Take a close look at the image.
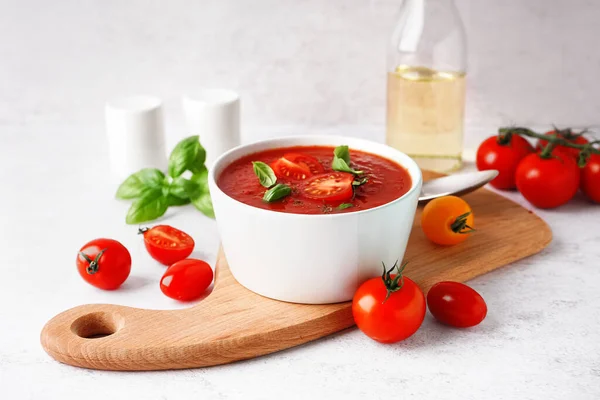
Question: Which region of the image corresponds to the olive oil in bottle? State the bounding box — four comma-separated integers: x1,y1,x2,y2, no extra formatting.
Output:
386,0,467,173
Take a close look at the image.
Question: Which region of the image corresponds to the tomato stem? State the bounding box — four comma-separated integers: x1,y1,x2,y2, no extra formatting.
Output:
498,126,600,162
450,212,476,234
381,261,408,303
81,248,107,275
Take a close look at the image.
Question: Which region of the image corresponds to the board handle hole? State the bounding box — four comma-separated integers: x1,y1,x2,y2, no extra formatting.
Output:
71,311,124,339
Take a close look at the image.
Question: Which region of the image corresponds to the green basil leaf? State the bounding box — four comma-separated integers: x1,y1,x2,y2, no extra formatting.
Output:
125,189,168,224
189,146,208,174
338,203,354,210
252,161,277,188
333,145,351,164
116,168,165,200
168,136,201,178
188,168,214,218
166,195,191,206
191,192,215,218
332,157,363,175
263,184,291,202
169,176,200,199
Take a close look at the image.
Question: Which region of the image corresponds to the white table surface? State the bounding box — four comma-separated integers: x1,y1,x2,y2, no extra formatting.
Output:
1,1,600,399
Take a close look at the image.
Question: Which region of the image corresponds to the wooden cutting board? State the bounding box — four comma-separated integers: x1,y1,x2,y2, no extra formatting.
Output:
40,171,552,371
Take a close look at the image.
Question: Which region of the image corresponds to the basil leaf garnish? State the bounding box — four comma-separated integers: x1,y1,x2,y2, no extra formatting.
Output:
332,157,363,175
352,177,369,186
168,135,204,178
252,161,277,188
263,184,291,202
126,188,168,224
333,145,351,164
332,145,363,175
116,168,165,200
338,203,354,210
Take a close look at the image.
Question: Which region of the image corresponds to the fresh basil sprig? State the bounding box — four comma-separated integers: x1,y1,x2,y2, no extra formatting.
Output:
252,161,277,188
332,145,363,175
263,184,291,202
116,136,214,224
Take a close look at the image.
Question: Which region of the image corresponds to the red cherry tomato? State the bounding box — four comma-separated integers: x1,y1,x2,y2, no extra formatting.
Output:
476,135,534,189
515,150,580,208
581,153,600,203
140,225,195,266
352,263,426,343
271,153,324,180
76,238,131,290
537,129,589,159
160,259,213,301
300,172,354,202
427,281,487,328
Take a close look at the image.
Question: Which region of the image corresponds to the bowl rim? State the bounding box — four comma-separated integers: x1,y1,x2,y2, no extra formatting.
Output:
208,135,423,219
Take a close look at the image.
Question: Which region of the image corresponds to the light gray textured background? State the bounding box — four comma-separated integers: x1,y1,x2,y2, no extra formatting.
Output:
1,1,599,399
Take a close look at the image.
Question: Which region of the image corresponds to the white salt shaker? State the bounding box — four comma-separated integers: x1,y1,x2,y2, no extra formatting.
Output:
182,89,240,168
105,96,168,180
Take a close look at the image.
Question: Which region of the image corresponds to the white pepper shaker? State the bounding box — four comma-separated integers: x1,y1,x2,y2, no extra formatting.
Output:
105,95,167,180
182,89,241,168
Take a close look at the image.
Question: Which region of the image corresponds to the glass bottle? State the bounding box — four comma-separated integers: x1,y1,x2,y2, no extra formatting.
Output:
386,0,467,173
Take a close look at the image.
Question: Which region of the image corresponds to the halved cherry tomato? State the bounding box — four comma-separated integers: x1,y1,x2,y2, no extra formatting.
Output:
537,129,589,159
581,153,600,203
352,262,426,343
271,153,324,180
140,225,195,266
476,134,534,189
515,150,580,209
77,238,131,290
427,281,487,328
160,259,213,301
300,172,354,202
421,196,474,246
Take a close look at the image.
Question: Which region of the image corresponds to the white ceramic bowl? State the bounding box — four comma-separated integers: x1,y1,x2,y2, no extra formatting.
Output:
208,136,423,304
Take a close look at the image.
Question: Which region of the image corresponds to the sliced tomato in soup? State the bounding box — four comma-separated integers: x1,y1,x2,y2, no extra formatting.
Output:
301,172,354,202
271,153,324,180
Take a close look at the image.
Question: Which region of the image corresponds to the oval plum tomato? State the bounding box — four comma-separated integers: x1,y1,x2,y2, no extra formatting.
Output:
427,281,487,328
421,196,474,246
581,153,600,203
301,172,354,202
352,261,425,343
140,225,194,266
77,238,131,290
160,259,214,301
476,135,534,189
271,153,324,180
537,129,589,159
515,151,580,209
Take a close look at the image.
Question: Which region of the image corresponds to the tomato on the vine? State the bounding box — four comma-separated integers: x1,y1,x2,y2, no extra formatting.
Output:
427,281,487,328
421,196,475,246
139,225,195,266
352,261,425,343
581,153,600,203
77,238,131,290
160,259,213,301
476,134,534,189
537,129,589,159
515,150,580,209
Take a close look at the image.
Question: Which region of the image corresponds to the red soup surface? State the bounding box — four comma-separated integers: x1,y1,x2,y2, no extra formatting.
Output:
217,145,412,215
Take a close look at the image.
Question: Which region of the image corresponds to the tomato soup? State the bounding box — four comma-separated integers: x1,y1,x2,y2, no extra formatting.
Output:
217,145,412,214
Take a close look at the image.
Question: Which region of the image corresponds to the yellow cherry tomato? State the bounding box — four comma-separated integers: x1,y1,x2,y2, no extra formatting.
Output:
421,196,475,246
